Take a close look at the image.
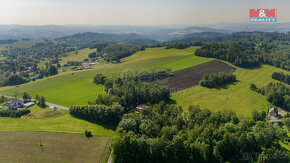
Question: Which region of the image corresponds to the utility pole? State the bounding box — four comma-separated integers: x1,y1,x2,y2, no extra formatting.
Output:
39,134,43,151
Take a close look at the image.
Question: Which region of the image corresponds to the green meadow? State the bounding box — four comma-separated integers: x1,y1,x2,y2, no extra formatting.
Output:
172,65,288,117
30,78,105,107
0,106,115,136
59,48,97,66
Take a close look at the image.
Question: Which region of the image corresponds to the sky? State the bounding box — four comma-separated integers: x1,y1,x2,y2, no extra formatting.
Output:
0,0,289,25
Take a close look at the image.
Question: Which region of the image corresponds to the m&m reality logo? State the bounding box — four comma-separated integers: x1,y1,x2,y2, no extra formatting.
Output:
249,9,277,22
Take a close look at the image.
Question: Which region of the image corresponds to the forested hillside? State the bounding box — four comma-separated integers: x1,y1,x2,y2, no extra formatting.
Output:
194,32,290,69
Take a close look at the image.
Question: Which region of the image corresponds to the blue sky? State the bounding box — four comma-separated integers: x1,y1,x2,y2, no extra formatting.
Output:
0,0,289,25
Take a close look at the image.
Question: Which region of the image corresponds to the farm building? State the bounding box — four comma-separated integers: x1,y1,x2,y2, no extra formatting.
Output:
8,99,24,110
23,102,35,108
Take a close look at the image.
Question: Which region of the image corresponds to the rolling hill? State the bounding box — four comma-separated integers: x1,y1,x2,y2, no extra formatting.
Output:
0,46,284,117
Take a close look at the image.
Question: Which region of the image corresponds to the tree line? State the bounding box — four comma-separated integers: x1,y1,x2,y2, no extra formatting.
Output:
0,109,30,118
250,82,290,111
272,72,290,85
69,103,123,124
199,72,236,88
112,102,289,163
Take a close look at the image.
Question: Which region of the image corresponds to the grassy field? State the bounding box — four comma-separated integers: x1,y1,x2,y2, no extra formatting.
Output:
59,48,97,66
30,78,105,107
172,65,288,117
160,52,213,71
0,47,206,106
0,131,111,163
0,106,115,136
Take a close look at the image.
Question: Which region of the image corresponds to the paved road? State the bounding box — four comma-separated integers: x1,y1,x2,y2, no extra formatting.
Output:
2,95,69,110
45,102,69,110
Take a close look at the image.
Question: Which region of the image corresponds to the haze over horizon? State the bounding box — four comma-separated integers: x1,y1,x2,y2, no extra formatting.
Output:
1,0,289,26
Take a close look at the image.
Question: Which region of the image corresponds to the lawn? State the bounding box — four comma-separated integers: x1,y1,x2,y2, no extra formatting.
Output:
0,106,115,136
0,131,111,163
172,65,288,117
0,47,206,106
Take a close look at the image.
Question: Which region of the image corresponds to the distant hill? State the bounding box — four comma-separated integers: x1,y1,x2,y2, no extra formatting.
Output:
169,26,231,36
169,32,227,43
55,32,157,46
0,23,289,42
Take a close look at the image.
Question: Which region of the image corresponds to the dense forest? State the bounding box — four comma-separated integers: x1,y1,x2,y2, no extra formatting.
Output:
91,76,170,109
194,32,290,69
102,44,143,62
112,102,289,162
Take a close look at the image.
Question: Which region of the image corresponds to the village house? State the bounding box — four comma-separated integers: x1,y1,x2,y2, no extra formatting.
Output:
136,104,148,111
268,107,281,120
82,63,91,69
8,99,24,110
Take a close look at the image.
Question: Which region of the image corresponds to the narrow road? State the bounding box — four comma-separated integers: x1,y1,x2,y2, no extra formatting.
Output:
2,95,69,110
45,102,69,110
